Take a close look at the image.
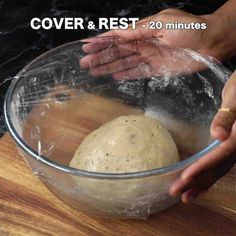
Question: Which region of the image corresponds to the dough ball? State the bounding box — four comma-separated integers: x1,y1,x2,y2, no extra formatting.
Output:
70,115,179,173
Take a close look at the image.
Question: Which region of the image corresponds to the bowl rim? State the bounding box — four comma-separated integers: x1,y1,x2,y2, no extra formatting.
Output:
4,37,229,179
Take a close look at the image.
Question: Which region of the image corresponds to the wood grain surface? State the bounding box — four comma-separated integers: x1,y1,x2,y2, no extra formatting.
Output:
0,133,236,236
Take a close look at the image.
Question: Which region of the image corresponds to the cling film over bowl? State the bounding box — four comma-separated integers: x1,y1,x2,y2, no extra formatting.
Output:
3,37,232,219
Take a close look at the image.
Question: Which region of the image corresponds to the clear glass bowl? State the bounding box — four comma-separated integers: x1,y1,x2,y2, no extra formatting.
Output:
4,37,230,219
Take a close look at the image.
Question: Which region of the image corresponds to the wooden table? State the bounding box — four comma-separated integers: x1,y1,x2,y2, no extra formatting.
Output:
1,88,236,235
0,133,236,236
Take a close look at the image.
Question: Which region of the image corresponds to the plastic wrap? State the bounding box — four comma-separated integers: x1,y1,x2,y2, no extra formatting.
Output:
3,37,234,219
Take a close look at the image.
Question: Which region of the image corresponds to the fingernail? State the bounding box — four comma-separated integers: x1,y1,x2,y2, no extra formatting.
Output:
215,126,226,134
79,56,90,68
214,126,228,140
82,44,89,52
181,172,189,181
169,186,178,196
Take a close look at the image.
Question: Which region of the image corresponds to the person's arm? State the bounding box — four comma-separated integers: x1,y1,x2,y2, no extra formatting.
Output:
203,0,236,59
80,1,236,203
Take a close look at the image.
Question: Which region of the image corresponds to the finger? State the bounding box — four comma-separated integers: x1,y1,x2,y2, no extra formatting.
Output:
81,25,149,54
112,63,153,80
170,145,236,199
181,146,227,182
99,18,155,41
81,41,148,69
89,54,147,77
169,178,192,197
80,45,134,68
81,40,158,69
211,71,236,141
210,110,236,141
82,15,160,54
82,41,114,54
222,71,236,100
89,42,164,77
81,37,127,54
181,187,201,204
81,10,168,54
180,154,236,200
170,168,218,198
100,28,144,41
181,121,236,182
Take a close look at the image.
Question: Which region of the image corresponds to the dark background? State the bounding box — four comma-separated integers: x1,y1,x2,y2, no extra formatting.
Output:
0,0,235,135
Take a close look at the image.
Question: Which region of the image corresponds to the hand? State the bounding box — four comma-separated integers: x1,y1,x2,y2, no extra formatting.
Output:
80,38,207,80
95,8,211,51
79,9,220,79
169,71,236,203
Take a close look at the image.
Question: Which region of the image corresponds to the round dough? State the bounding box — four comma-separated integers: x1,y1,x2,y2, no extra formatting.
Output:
70,115,179,173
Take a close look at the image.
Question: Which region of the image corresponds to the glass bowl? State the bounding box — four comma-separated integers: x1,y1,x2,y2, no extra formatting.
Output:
4,37,230,219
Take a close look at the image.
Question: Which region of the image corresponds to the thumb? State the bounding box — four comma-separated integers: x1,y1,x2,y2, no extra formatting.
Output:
210,71,236,141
